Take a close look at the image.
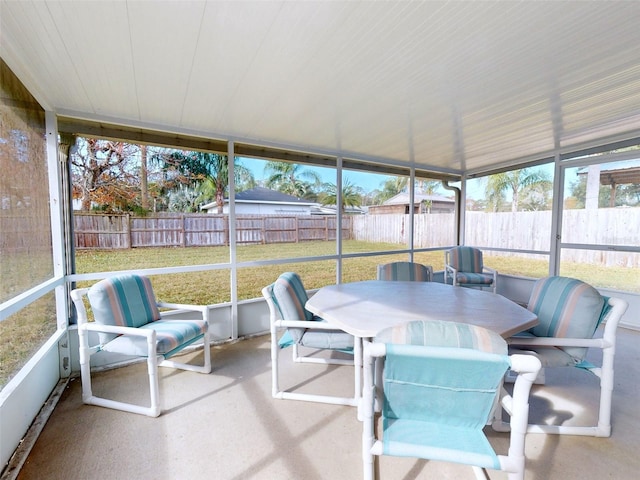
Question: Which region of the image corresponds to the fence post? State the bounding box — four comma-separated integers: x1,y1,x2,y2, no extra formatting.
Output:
125,214,131,249
181,214,186,247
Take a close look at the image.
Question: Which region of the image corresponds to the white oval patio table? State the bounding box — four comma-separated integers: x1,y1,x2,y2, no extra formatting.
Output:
305,280,538,339
305,280,538,418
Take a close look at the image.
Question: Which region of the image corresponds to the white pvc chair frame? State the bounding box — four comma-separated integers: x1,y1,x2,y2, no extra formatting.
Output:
444,249,497,294
70,288,211,418
496,295,629,437
362,340,540,480
262,285,361,406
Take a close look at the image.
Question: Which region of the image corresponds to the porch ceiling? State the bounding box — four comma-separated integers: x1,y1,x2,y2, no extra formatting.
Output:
2,1,640,174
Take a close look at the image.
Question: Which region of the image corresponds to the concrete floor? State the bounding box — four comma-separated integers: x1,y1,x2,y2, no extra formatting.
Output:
10,328,640,480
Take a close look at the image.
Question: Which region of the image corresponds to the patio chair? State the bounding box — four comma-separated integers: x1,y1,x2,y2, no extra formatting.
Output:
363,320,540,480
444,246,497,293
496,276,629,437
262,272,360,406
376,261,433,281
70,274,211,417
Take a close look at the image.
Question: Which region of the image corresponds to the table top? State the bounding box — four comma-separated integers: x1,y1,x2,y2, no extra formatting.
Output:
306,280,538,339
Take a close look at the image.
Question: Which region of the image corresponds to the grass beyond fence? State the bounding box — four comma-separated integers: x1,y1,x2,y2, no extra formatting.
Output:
2,240,638,389
74,240,638,304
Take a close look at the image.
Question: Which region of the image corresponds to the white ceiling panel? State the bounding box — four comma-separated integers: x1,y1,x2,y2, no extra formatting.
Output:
2,0,640,175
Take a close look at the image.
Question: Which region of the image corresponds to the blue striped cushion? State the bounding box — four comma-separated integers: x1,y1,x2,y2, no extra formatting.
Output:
271,272,318,343
88,275,161,344
375,320,507,355
527,276,605,361
377,262,430,281
449,246,483,273
102,318,207,357
380,342,509,469
456,272,494,285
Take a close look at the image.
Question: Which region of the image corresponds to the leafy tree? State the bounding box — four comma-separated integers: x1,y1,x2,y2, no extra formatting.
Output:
140,144,150,210
567,174,636,209
70,138,139,211
484,168,551,212
319,178,362,212
264,161,321,198
374,177,441,207
518,182,552,211
167,184,200,212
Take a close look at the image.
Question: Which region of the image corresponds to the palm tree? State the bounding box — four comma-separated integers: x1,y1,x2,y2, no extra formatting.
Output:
161,151,254,213
484,168,550,212
320,178,362,213
264,161,321,197
376,176,408,203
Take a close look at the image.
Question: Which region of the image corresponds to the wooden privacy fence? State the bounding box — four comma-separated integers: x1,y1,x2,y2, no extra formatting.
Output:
352,209,640,267
74,209,639,267
73,213,349,249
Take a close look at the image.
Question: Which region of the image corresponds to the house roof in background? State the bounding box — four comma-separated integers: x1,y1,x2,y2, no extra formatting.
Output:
200,187,316,210
384,192,454,206
232,187,316,205
576,160,640,186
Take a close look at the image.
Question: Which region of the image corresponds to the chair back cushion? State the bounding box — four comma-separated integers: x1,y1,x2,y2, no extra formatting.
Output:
379,323,509,469
448,246,483,273
377,262,430,281
376,319,507,355
271,272,315,343
527,276,605,361
88,274,161,344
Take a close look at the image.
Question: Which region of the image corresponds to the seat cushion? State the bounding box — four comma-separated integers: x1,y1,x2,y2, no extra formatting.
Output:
88,274,161,344
299,328,354,350
455,272,494,285
382,420,500,469
102,319,207,357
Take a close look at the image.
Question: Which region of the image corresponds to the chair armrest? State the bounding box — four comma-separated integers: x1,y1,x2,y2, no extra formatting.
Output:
483,266,497,275
70,288,91,325
157,302,210,324
509,353,542,377
157,302,208,313
81,322,156,339
275,319,351,331
508,336,604,348
444,264,457,283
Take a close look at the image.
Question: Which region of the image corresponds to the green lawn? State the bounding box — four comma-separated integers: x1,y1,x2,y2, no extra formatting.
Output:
73,240,639,304
2,240,637,389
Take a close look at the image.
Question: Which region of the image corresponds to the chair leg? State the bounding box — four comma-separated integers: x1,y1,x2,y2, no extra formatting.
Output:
78,332,95,406
159,333,212,374
362,344,376,480
271,323,282,399
595,344,615,437
147,353,161,417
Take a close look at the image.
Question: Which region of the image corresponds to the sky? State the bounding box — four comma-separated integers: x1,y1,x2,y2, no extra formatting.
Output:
240,157,581,201
240,157,397,194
